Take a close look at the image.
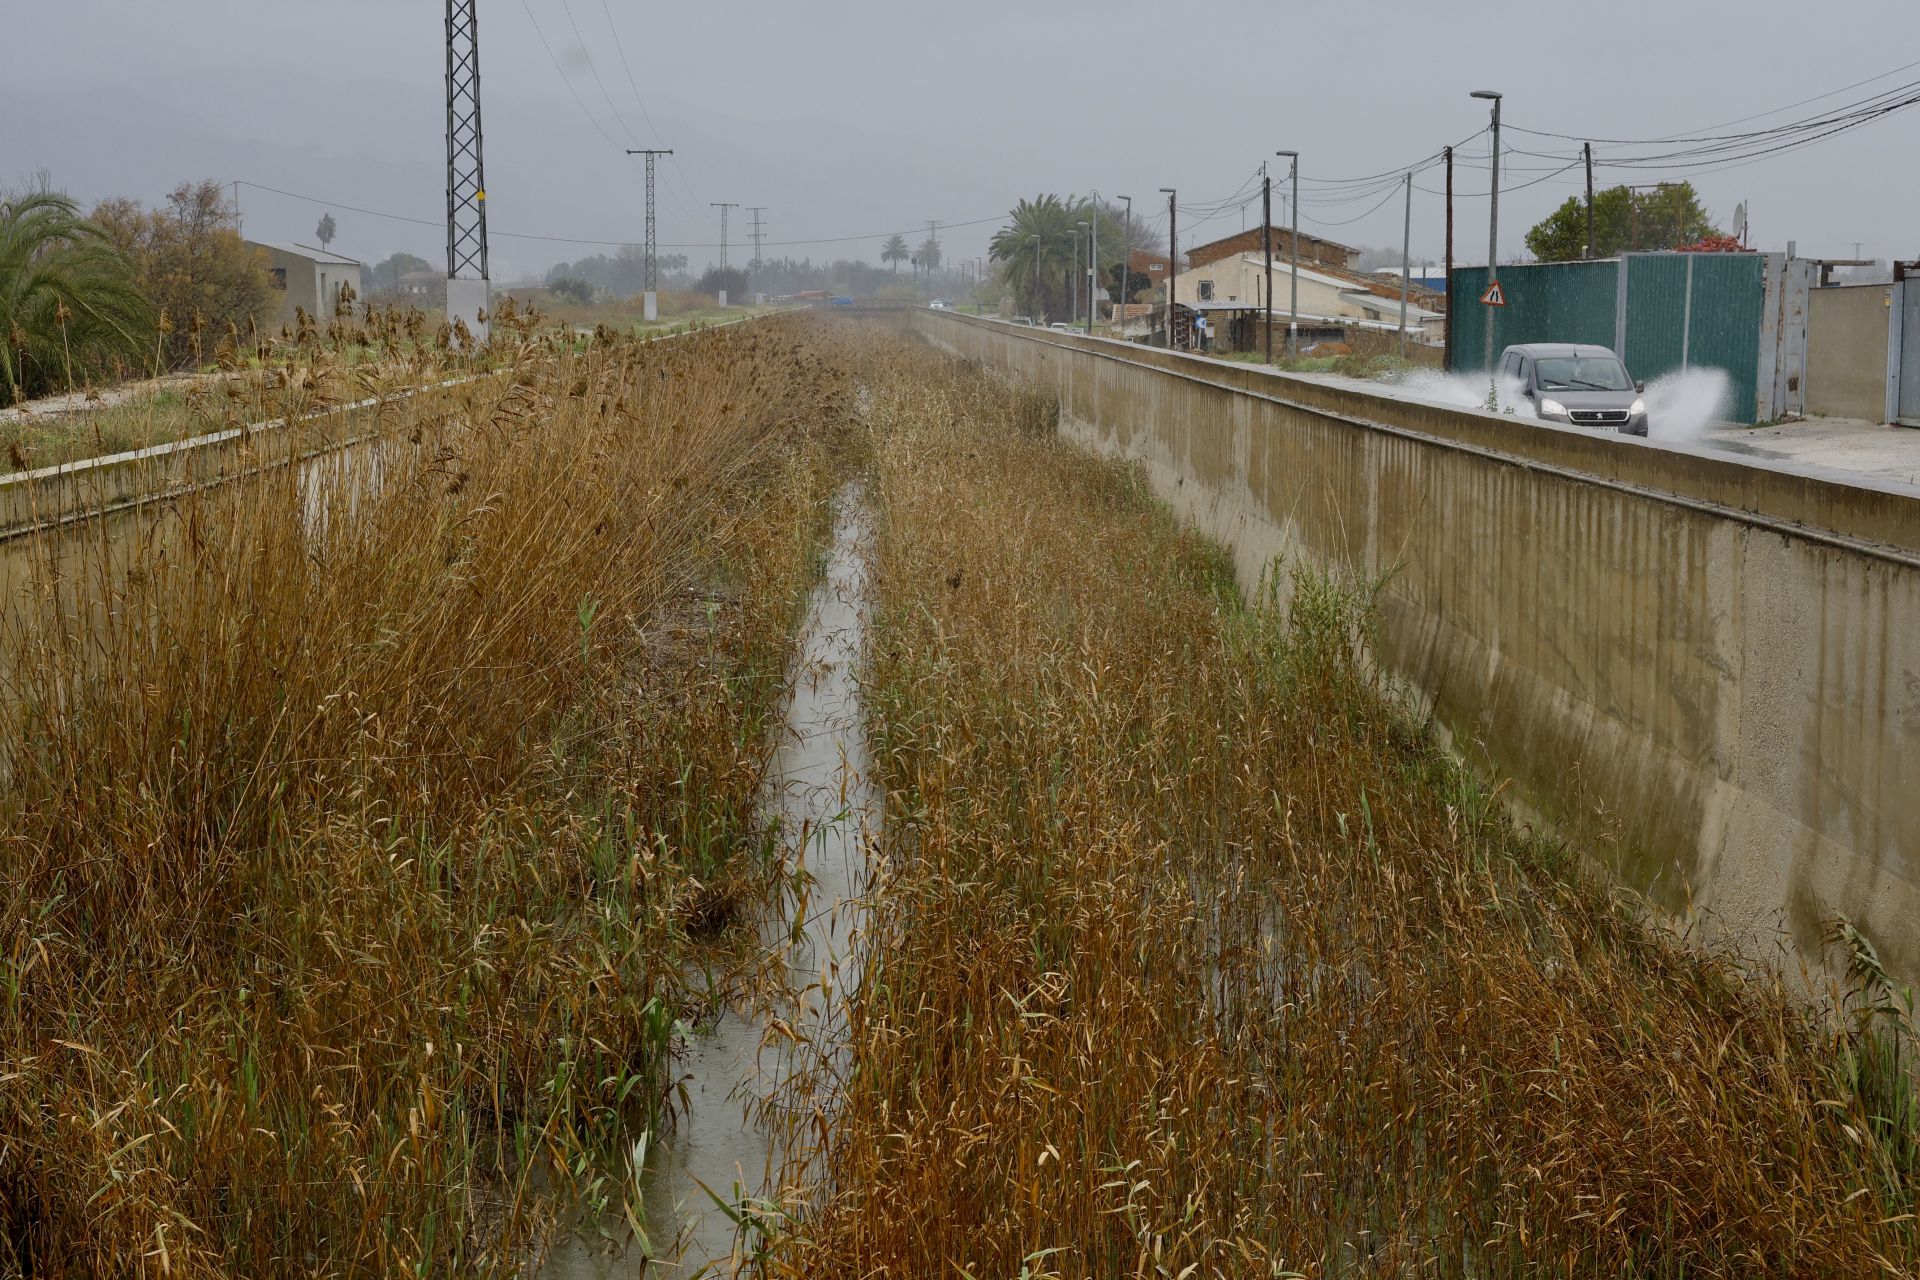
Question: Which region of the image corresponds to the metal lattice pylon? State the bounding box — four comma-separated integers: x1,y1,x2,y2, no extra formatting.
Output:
445,0,488,280
711,203,738,272
627,150,673,291
747,206,766,295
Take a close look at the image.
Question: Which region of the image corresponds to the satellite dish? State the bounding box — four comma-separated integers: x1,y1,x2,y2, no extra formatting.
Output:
1733,202,1748,246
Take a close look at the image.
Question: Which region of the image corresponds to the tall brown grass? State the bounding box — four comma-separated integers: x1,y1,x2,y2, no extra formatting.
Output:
0,316,850,1275
1,296,490,475
768,334,1917,1277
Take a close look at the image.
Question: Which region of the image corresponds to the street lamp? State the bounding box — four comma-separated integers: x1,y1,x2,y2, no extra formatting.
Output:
1471,89,1503,381
1275,151,1298,357
1158,187,1176,348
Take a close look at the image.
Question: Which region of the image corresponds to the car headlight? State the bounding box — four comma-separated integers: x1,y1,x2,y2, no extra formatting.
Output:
1538,397,1570,418
1629,398,1646,415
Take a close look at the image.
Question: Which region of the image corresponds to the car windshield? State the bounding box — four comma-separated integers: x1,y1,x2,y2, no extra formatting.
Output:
1535,355,1632,392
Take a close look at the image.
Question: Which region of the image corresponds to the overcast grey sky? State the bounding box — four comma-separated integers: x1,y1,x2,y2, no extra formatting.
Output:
5,0,1915,282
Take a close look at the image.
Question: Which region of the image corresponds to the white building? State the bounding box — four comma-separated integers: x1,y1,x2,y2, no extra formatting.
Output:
248,242,364,330
1173,253,1445,342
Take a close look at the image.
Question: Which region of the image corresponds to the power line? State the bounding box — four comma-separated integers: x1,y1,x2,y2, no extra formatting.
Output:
1494,75,1920,183
599,0,668,143
518,0,622,149
556,0,641,145
1681,57,1920,136
1510,67,1920,147
1292,131,1477,188
580,0,701,215
1295,181,1405,228
232,179,1002,249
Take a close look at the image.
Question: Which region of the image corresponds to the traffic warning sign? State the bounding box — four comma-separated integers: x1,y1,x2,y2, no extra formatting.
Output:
1479,281,1506,306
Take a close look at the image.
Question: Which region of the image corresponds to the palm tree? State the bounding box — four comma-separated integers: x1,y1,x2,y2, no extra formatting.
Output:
0,187,152,405
989,195,1080,321
881,233,910,274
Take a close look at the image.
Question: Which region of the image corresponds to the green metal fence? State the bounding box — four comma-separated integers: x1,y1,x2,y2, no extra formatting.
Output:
1449,255,1767,423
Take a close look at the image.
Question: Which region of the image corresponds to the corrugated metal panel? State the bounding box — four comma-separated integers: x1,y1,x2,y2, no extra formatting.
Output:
1451,254,1769,424
1622,254,1689,382
1684,254,1765,424
1448,261,1618,374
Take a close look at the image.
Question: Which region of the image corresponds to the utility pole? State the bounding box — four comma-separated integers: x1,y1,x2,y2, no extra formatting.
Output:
1444,145,1455,372
1583,141,1595,260
1158,187,1175,348
710,202,738,304
927,220,941,294
1262,164,1273,364
1085,192,1098,336
626,149,672,320
1073,221,1087,327
232,180,243,237
1116,194,1132,333
445,0,490,339
1399,170,1412,357
1275,152,1299,357
1471,90,1503,380
747,206,767,301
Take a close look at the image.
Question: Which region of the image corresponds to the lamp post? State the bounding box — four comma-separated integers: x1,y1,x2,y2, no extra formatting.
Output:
1086,196,1099,336
1471,89,1503,381
1275,151,1299,357
1158,187,1176,348
1262,163,1273,364
1116,194,1132,335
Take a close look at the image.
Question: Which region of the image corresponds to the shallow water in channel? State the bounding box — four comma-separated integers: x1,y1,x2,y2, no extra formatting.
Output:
543,482,877,1277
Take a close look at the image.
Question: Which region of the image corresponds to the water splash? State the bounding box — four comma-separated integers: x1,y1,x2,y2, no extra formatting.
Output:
1376,365,1731,442
1642,367,1731,443
1393,369,1531,415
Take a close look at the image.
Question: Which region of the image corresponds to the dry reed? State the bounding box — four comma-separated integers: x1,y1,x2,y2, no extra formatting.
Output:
0,316,851,1276
768,332,1918,1278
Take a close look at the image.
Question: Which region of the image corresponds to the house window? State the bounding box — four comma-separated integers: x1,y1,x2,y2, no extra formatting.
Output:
1197,280,1214,301
269,268,287,290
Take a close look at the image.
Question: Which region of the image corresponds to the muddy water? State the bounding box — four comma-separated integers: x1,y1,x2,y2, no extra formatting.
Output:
545,482,877,1277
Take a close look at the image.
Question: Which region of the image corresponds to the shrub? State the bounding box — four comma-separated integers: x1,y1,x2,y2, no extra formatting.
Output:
0,183,153,402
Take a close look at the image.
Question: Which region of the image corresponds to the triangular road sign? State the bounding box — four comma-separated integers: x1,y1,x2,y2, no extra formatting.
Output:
1480,281,1506,306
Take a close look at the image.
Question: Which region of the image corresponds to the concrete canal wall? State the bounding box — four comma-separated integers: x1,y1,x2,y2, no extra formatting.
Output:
916,308,1920,985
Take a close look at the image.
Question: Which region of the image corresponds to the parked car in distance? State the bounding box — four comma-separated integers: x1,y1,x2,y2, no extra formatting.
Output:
1010,316,1035,326
1048,321,1073,332
929,299,950,310
829,296,854,306
1498,343,1648,436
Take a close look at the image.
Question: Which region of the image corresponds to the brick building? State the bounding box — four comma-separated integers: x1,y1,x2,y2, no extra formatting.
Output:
1185,226,1360,273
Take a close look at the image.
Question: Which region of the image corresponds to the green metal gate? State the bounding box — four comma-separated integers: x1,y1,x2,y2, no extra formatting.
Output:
1450,255,1769,423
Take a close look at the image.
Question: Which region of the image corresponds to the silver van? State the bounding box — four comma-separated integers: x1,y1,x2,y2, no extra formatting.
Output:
1498,343,1648,436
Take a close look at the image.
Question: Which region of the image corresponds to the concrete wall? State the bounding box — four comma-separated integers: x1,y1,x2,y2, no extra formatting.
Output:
915,309,1920,985
1807,284,1893,422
